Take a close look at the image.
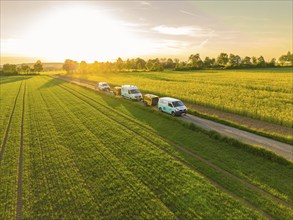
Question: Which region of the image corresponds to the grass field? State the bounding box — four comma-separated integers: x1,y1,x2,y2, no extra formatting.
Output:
70,68,293,127
0,75,292,219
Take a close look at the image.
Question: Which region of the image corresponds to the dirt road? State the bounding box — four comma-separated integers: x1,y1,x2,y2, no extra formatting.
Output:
51,75,293,161
181,115,292,161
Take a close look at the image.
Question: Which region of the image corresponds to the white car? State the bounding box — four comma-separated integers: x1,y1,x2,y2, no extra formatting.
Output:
96,82,110,91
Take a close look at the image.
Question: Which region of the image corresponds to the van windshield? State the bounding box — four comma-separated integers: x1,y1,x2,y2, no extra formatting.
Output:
130,89,140,94
172,101,184,107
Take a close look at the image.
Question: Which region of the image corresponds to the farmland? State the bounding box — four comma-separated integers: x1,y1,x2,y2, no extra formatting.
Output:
0,75,293,219
70,67,293,128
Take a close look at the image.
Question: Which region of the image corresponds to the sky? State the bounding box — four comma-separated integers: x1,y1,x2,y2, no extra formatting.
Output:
1,0,292,64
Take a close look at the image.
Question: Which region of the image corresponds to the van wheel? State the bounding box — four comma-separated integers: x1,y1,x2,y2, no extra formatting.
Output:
144,102,148,106
171,112,175,116
159,107,163,112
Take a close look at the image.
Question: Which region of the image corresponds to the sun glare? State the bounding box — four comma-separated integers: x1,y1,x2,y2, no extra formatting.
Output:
7,4,153,62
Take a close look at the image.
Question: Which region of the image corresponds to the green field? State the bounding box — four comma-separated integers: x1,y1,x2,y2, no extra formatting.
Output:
0,75,292,219
70,68,293,127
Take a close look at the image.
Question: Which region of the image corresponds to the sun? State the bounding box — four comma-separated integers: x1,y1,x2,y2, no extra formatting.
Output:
6,4,153,62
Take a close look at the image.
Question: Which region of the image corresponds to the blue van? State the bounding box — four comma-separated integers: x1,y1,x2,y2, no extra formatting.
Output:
158,97,187,116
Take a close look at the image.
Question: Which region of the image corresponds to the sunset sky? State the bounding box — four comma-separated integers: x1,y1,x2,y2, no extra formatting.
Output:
1,1,292,64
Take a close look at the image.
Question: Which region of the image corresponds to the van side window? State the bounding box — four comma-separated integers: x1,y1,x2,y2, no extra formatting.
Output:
168,103,173,107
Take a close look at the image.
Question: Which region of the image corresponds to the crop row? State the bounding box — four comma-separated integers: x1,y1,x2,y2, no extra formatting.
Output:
0,79,23,146
22,77,177,219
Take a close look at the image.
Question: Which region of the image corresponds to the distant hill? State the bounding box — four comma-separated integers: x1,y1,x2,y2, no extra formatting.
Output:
16,62,63,71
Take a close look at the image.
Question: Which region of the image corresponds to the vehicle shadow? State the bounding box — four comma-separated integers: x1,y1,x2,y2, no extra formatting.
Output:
99,91,172,135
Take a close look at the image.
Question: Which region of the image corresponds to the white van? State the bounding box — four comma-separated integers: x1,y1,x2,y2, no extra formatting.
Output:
158,97,187,116
96,82,110,91
121,85,142,101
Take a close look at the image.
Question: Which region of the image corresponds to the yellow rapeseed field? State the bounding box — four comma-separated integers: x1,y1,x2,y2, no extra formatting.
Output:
72,68,293,127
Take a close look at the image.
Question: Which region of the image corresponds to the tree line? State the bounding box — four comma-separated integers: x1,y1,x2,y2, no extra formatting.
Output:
63,51,293,74
1,51,292,75
0,60,43,75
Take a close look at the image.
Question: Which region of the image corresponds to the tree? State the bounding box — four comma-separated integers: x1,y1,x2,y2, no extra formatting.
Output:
165,58,175,69
78,61,88,74
2,64,18,75
63,59,79,74
33,60,43,73
251,56,257,66
203,57,215,68
242,56,252,67
188,54,203,69
228,54,237,67
174,60,187,71
216,53,229,67
134,58,146,70
20,64,31,74
116,57,124,71
268,58,276,67
146,58,163,71
257,56,266,67
279,51,293,66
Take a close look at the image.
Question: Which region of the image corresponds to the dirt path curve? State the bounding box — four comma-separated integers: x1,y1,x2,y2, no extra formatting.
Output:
50,75,293,162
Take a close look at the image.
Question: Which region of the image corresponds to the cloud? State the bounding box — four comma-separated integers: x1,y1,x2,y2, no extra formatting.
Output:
152,25,196,36
195,39,209,50
152,25,215,38
180,10,201,18
139,1,151,6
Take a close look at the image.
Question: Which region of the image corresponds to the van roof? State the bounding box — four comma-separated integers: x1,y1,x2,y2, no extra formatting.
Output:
159,97,181,102
121,85,138,89
144,94,159,98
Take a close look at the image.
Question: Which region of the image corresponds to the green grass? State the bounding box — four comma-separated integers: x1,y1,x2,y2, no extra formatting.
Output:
58,76,293,218
1,75,292,219
53,76,293,218
0,79,25,219
70,67,293,127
